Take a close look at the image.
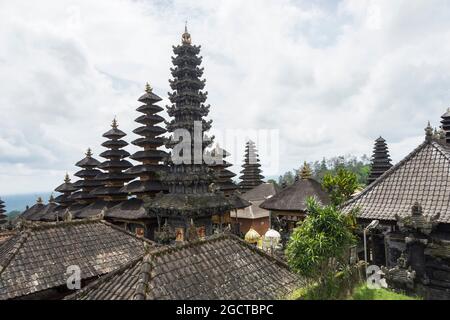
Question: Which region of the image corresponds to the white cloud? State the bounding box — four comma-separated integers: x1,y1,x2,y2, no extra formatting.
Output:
1,0,450,195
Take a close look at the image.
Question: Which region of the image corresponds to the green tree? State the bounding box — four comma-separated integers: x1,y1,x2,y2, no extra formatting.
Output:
322,168,359,206
286,197,357,283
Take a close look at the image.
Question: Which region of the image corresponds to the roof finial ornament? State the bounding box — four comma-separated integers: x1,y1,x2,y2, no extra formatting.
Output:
37,197,43,205
49,193,55,203
145,82,152,94
299,161,312,180
86,148,93,157
111,117,118,129
64,172,70,184
425,121,433,142
182,21,192,45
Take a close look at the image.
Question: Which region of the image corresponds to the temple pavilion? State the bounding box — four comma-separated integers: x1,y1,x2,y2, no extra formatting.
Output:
260,162,330,238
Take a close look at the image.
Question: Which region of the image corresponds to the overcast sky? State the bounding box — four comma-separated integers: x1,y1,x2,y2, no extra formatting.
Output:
1,0,450,196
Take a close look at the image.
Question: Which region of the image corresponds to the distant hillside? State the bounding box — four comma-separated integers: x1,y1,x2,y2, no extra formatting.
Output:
2,192,52,213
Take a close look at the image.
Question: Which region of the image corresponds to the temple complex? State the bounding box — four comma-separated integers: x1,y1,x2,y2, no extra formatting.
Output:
144,27,232,243
238,140,265,193
368,137,393,185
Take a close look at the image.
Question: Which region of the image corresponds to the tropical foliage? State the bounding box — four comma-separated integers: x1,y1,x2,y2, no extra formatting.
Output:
286,198,357,281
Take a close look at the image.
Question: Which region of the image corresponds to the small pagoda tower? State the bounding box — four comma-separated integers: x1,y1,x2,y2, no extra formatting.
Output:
54,173,77,209
368,137,393,185
146,26,231,243
208,145,238,197
299,161,312,180
69,148,104,205
441,109,450,144
121,84,168,198
91,118,133,202
0,198,7,226
238,140,265,193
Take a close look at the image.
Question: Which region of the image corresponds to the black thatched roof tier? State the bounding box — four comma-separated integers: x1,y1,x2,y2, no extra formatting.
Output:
132,126,166,137
125,164,166,176
131,137,165,148
368,137,393,185
138,88,163,104
66,234,302,300
105,198,149,220
260,178,330,212
74,168,102,178
75,200,118,219
120,180,164,194
55,174,78,193
145,193,232,218
135,114,165,125
102,127,127,140
99,149,130,159
228,193,252,210
0,219,154,300
343,132,450,224
19,198,46,221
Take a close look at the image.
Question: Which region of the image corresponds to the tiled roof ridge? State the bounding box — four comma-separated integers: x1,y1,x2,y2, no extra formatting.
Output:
133,233,292,300
430,140,450,162
144,233,291,271
0,231,30,277
64,255,144,300
19,216,104,230
342,139,430,210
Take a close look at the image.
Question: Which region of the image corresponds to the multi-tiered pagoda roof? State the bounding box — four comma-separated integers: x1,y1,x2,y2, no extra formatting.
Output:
145,27,231,221
91,119,133,202
121,85,168,197
69,148,104,206
107,86,169,222
0,198,7,226
208,145,238,196
238,140,265,193
54,173,77,209
368,137,393,185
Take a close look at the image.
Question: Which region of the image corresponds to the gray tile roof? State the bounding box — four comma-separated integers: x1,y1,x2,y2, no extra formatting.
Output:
0,219,155,300
240,183,279,201
67,234,303,300
343,139,450,224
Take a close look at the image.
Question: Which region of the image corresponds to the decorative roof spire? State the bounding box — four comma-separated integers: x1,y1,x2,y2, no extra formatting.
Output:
145,82,152,94
49,194,55,203
182,21,192,45
86,148,93,157
299,162,312,180
368,136,392,185
64,172,70,184
425,121,433,142
37,197,43,205
111,117,118,129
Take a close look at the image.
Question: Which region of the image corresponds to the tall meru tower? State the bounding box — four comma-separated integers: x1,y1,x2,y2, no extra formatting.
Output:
146,26,231,242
